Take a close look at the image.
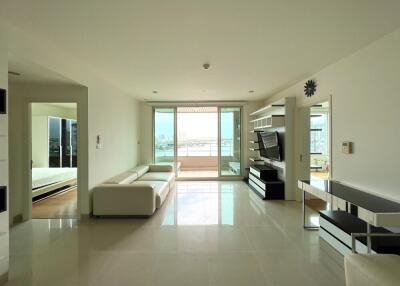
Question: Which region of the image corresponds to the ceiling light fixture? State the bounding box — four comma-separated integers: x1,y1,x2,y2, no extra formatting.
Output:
249,90,255,93
152,90,158,94
203,63,210,70
8,71,21,76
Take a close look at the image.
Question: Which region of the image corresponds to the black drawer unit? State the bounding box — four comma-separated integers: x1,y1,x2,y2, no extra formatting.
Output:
248,165,284,200
249,165,277,180
319,211,400,255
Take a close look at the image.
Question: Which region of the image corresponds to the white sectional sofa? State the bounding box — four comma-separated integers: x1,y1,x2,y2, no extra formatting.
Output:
93,165,175,216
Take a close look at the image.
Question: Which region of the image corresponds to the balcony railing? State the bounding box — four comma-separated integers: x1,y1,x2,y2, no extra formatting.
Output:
155,140,234,157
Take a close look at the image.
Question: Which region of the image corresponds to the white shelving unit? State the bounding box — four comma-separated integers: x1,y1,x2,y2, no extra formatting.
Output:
247,97,296,200
250,115,285,129
249,102,285,117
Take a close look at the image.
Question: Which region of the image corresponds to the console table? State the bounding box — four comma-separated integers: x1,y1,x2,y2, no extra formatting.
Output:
299,179,400,254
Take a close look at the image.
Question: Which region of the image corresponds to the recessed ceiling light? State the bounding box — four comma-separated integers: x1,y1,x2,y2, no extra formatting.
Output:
152,90,158,94
203,63,210,70
8,71,21,76
249,90,255,93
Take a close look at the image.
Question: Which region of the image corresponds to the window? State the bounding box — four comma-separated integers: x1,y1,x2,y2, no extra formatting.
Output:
310,113,328,155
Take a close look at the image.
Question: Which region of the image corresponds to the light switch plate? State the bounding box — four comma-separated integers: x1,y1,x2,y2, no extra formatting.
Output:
342,141,353,154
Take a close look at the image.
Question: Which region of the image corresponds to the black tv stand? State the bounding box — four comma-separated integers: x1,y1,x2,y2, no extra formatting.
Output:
248,165,284,200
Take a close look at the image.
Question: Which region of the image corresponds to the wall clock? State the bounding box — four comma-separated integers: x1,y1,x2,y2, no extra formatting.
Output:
304,80,317,97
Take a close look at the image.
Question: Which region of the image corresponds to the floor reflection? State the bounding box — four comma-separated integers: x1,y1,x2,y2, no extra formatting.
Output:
163,182,235,225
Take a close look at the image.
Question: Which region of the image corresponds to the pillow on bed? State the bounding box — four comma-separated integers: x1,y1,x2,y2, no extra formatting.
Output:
104,171,138,185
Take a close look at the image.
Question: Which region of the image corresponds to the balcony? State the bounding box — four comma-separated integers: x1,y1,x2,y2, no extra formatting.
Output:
155,140,239,178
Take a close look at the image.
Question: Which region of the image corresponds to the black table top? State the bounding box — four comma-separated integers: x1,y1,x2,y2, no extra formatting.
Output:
301,180,400,213
250,165,276,171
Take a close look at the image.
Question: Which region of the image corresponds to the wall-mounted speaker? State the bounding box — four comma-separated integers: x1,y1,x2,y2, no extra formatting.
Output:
0,88,6,114
0,186,6,213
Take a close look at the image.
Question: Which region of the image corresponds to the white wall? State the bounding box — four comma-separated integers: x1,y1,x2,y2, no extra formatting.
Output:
8,80,140,222
31,103,77,168
88,81,140,190
8,83,89,222
2,21,141,221
0,26,9,284
263,27,400,202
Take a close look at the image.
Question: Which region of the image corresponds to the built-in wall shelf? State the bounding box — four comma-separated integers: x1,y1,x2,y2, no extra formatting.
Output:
250,102,285,117
249,157,264,162
247,97,296,201
250,129,263,133
251,115,285,129
249,147,260,151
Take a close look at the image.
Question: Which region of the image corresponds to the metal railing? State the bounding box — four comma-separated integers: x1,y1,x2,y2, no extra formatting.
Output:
155,140,234,157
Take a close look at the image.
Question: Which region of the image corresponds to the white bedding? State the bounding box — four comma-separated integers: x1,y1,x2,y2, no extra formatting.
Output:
32,168,77,190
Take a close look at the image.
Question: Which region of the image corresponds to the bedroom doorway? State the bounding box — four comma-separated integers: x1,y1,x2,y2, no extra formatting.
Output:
309,101,330,180
30,103,78,219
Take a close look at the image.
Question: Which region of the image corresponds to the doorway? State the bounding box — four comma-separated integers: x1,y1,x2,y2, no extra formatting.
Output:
309,101,330,180
177,107,218,178
31,103,78,219
153,106,242,179
302,100,332,228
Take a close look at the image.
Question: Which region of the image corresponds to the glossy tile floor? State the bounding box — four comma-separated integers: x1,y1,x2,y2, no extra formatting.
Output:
7,181,345,286
177,170,218,178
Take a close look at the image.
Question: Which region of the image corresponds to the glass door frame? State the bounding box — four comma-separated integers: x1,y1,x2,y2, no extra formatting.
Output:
152,105,243,179
152,106,178,177
218,106,243,178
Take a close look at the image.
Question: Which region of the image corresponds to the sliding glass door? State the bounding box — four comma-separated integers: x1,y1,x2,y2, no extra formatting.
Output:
48,117,78,168
154,108,176,166
49,117,61,167
153,106,241,177
219,107,241,176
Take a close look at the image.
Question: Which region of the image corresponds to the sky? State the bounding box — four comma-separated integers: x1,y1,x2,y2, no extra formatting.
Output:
155,111,234,141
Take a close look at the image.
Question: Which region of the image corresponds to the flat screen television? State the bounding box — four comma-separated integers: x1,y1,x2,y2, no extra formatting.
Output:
258,131,282,161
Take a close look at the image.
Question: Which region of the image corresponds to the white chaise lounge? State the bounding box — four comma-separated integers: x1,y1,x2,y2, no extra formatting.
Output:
92,165,175,216
344,233,400,286
345,254,400,286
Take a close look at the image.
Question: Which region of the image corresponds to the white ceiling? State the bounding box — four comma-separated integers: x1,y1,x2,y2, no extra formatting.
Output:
44,103,77,109
2,0,400,101
8,54,76,84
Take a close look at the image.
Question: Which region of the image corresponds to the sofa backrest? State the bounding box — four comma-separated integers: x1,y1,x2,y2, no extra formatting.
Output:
102,164,174,185
130,165,150,177
149,164,174,172
104,171,138,185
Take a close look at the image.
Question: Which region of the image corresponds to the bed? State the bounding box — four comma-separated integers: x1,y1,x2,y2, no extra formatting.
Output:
32,168,77,198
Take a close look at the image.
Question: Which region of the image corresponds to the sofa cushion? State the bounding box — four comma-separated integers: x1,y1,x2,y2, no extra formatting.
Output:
149,164,174,172
104,171,138,184
138,172,174,183
130,181,169,208
130,165,150,177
